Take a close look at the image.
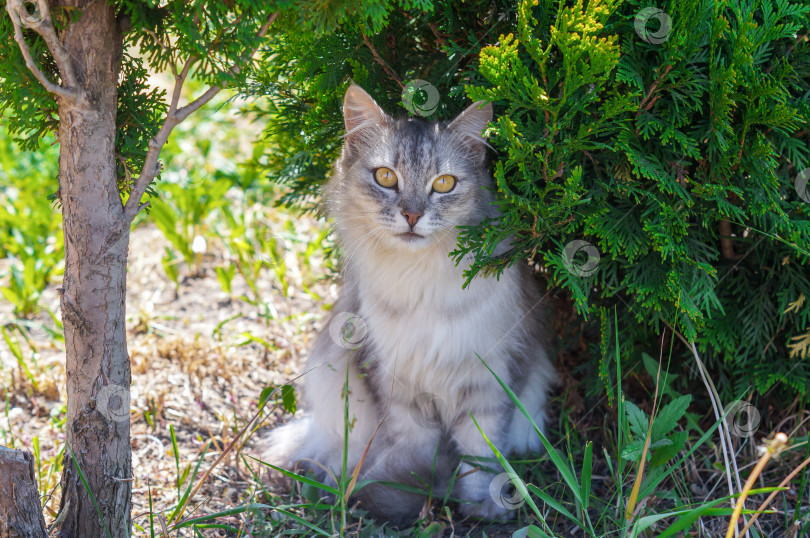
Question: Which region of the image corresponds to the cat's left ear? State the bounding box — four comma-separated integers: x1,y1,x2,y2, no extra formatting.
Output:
448,101,493,159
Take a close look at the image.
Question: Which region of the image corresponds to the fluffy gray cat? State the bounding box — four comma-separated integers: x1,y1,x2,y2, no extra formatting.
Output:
262,84,556,524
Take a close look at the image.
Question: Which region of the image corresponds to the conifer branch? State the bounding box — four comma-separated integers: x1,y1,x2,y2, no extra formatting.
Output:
5,0,81,103
362,32,403,88
636,64,672,116
124,12,278,221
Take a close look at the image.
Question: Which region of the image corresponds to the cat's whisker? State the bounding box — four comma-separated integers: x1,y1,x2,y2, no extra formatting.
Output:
339,228,385,277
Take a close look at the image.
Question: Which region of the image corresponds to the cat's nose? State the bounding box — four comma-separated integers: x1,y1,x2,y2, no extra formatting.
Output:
401,210,423,228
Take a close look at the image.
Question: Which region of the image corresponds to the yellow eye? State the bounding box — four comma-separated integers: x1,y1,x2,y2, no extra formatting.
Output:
374,167,398,188
432,175,456,193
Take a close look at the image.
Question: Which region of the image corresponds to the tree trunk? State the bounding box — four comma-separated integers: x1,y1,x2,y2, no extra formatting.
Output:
54,1,130,536
0,446,48,538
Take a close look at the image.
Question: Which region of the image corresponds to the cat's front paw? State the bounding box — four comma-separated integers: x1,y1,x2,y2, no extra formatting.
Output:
455,467,521,520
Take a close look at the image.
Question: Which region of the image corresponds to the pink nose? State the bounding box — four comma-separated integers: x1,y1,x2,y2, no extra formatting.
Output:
401,211,422,228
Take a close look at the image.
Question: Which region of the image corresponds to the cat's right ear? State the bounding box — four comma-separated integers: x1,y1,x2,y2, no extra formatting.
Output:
343,84,388,152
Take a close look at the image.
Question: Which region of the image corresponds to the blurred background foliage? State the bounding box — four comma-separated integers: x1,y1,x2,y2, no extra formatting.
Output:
0,124,62,319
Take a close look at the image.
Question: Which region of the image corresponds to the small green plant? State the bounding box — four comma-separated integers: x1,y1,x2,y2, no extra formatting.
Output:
160,247,181,289
150,179,231,272
622,374,692,473
214,264,236,294
1,258,51,318
0,324,38,391
478,354,772,537
0,126,63,318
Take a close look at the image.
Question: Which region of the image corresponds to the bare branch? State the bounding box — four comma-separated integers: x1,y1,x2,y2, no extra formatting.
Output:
143,28,172,55
362,32,404,88
5,0,81,102
636,63,672,117
170,56,197,114
123,12,278,221
174,85,222,123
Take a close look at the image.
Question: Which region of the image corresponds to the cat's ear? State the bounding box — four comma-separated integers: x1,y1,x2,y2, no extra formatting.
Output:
448,101,493,158
343,84,388,148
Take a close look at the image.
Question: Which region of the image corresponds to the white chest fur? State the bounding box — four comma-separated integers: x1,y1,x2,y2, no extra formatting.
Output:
349,238,524,415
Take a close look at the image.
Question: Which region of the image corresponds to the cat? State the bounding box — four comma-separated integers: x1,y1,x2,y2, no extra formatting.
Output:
261,83,557,524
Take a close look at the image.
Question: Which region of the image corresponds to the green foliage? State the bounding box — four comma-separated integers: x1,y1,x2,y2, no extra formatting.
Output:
150,179,231,273
0,0,278,201
255,0,810,400
460,0,810,399
0,4,57,150
621,395,691,469
0,126,63,317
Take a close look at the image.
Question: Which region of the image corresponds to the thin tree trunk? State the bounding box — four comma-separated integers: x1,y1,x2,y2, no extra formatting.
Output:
0,446,48,538
53,1,130,536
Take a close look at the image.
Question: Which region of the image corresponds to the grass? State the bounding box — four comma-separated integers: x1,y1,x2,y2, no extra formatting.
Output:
2,79,810,537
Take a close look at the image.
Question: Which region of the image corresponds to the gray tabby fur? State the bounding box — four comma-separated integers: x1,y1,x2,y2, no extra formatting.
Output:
261,84,557,524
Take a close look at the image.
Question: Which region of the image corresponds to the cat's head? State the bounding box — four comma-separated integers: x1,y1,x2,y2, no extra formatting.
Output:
325,84,495,254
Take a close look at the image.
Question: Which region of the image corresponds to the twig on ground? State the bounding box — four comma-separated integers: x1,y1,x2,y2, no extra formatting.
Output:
739,448,809,535
726,433,789,538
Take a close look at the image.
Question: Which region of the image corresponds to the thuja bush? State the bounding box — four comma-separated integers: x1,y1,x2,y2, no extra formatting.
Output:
253,0,810,400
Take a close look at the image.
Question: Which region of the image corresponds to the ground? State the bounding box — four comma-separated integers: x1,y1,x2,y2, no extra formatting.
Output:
1,215,324,534
0,219,539,536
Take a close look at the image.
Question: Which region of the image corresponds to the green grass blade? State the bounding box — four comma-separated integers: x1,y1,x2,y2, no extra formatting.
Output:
65,441,113,538
189,523,240,531
524,524,553,538
168,440,211,522
248,456,340,496
581,440,593,510
1,325,35,385
469,413,554,535
526,484,579,526
170,424,180,500
147,479,155,538
478,355,582,504
173,503,271,528
266,505,333,535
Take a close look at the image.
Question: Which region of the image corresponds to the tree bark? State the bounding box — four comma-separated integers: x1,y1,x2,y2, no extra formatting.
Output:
53,1,131,536
0,446,48,538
